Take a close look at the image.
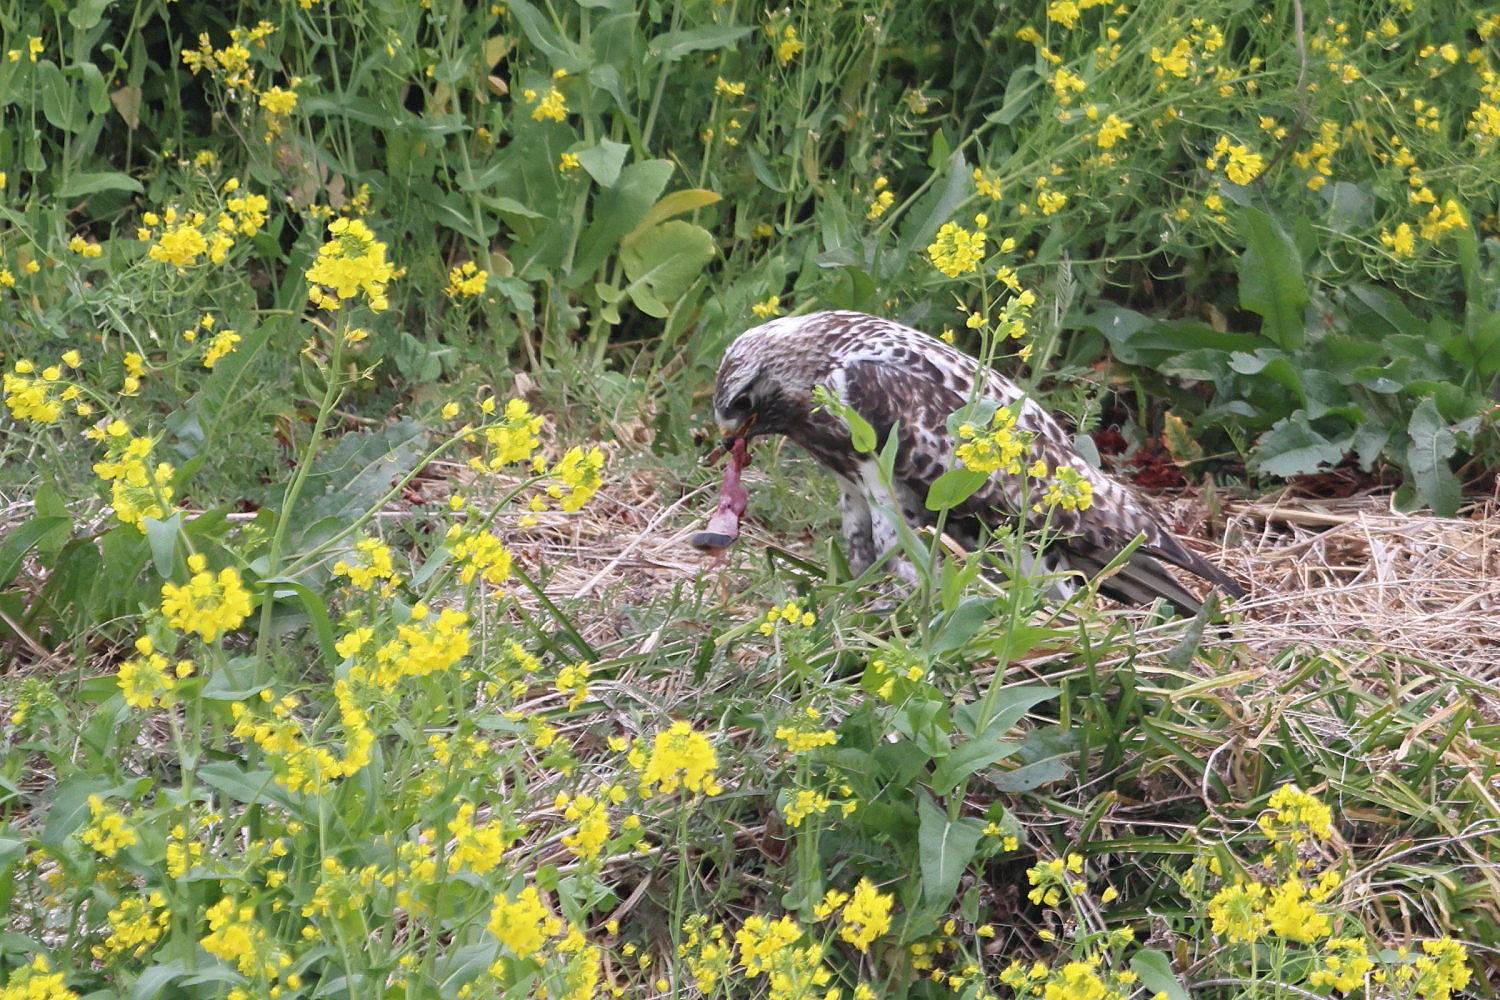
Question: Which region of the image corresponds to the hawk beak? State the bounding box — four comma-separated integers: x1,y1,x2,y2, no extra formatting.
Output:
717,413,756,451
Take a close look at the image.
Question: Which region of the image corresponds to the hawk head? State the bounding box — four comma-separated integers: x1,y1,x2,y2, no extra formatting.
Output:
710,316,821,445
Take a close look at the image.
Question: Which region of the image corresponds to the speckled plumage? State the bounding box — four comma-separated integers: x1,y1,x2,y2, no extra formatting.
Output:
712,310,1244,613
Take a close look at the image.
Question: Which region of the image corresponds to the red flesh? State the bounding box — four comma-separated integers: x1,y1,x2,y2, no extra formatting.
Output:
691,438,749,553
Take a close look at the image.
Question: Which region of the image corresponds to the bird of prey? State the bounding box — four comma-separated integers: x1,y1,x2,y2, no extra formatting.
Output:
703,309,1244,615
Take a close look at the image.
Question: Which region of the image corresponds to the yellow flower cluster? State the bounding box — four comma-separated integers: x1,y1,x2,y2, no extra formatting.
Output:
927,217,987,277
1206,135,1264,185
999,951,1135,1000
781,788,832,827
770,24,803,65
522,77,569,122
230,682,372,794
864,176,893,220
180,21,273,89
750,294,782,318
638,719,721,796
446,260,488,298
488,884,562,959
140,208,228,268
200,897,293,981
735,916,832,999
117,635,191,709
819,878,894,951
78,795,138,857
3,356,82,424
471,397,544,470
1039,463,1095,512
558,792,610,860
305,217,395,311
759,600,814,635
348,608,471,687
544,445,605,512
445,524,513,587
1257,783,1333,841
160,553,253,642
95,892,169,961
955,405,1031,475
442,802,517,874
1026,853,1085,907
774,708,837,753
333,536,403,595
555,660,591,709
90,420,175,530
0,958,78,1000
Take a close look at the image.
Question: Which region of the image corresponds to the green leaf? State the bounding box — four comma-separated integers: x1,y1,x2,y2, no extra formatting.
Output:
0,516,68,588
575,139,630,188
917,794,986,907
1130,951,1189,1000
895,148,969,270
1404,397,1461,516
626,189,721,239
811,387,877,453
56,170,142,198
925,467,988,512
1236,206,1308,352
1441,311,1500,378
933,686,1057,794
572,159,676,279
68,0,112,28
648,24,754,62
143,513,181,580
197,762,298,811
1253,412,1348,478
620,220,717,317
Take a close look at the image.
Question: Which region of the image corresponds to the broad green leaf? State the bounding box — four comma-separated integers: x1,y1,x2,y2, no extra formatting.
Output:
933,687,1057,794
648,24,754,62
0,516,68,588
625,189,721,240
620,220,717,317
56,170,142,197
917,794,986,907
895,148,969,268
924,467,987,512
143,513,181,580
572,159,677,279
929,595,991,656
1440,312,1500,378
1236,206,1308,352
68,0,112,28
576,139,630,188
1404,397,1461,516
1253,412,1348,478
1130,950,1190,1000
197,761,297,810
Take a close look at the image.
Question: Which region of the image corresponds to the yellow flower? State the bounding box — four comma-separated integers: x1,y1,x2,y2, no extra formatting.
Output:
488,885,561,959
773,24,803,64
202,329,240,368
838,879,894,951
546,444,605,511
1207,881,1268,943
305,217,395,310
79,795,137,856
1264,877,1331,942
148,222,209,268
1208,135,1265,184
259,85,298,115
1095,112,1132,148
445,260,488,298
927,220,986,277
639,720,721,796
558,151,581,173
529,85,567,121
751,294,782,318
1258,784,1333,841
160,553,253,641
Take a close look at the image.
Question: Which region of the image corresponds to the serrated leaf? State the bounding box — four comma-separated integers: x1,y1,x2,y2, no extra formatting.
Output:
1253,413,1348,478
